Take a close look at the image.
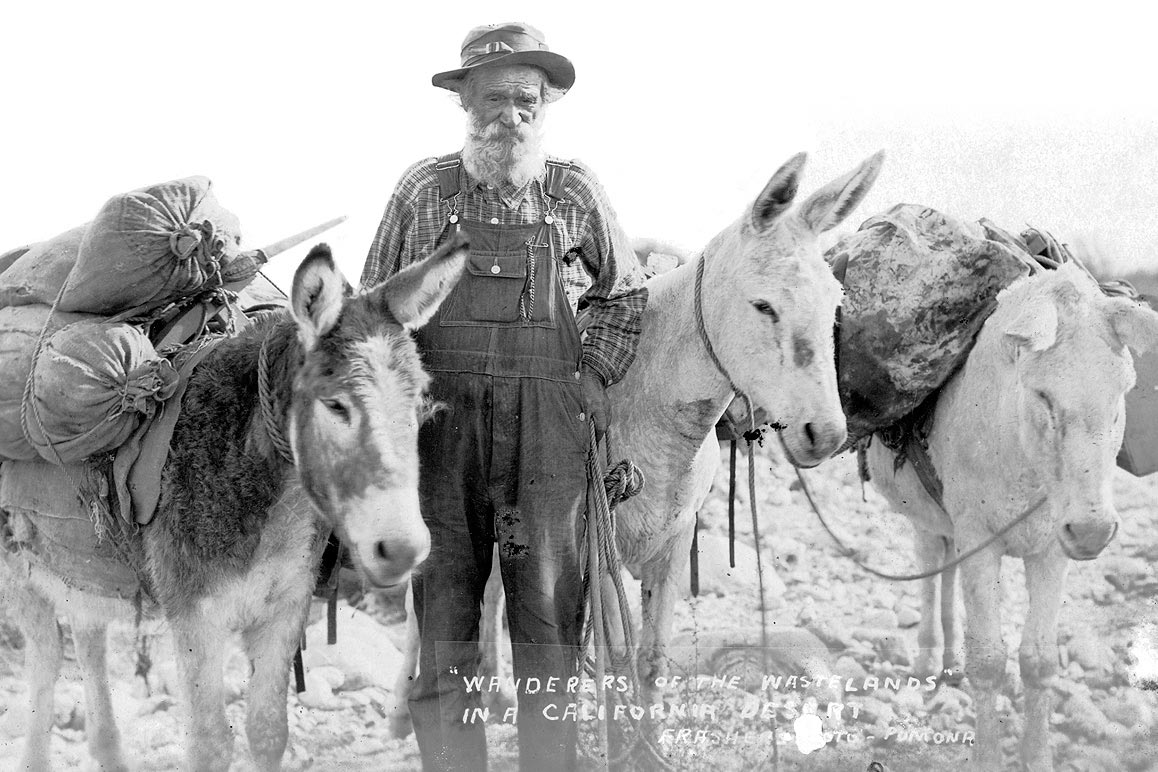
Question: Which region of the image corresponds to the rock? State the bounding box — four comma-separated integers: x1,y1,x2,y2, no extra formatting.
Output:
896,607,922,629
834,655,868,682
1100,555,1149,592
892,686,926,717
1100,689,1155,731
864,609,899,629
297,668,349,711
303,602,406,692
686,533,787,602
927,687,971,723
851,628,912,667
1067,628,1115,672
53,681,84,730
1062,692,1112,740
855,696,895,725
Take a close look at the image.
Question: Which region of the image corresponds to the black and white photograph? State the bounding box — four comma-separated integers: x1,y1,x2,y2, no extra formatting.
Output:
1,2,1157,770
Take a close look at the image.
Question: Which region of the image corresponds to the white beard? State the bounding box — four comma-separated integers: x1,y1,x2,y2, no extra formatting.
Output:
462,112,547,189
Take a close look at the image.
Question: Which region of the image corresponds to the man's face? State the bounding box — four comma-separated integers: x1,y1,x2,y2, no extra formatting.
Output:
463,65,545,132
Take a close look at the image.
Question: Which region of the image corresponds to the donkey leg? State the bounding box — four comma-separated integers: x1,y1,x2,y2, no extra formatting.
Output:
1018,553,1068,772
171,614,232,772
9,582,62,772
71,620,129,772
637,541,691,706
913,531,946,679
479,555,515,717
242,595,311,771
960,544,1006,771
387,585,419,739
940,540,966,685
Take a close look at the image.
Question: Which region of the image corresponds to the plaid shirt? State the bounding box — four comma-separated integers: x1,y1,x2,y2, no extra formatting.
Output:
361,155,648,386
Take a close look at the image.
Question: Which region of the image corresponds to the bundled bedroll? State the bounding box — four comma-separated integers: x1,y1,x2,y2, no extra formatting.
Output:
0,176,255,465
826,204,1031,446
0,307,177,463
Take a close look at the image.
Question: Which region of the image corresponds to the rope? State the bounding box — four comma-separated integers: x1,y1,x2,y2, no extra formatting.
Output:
579,425,673,771
257,323,295,464
792,454,1048,581
693,255,742,396
694,252,779,768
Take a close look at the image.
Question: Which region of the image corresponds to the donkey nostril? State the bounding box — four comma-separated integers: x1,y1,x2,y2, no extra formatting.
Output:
375,540,390,562
804,422,817,448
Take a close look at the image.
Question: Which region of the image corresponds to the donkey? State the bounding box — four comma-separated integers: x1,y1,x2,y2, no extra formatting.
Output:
607,150,883,701
864,262,1158,771
386,151,886,737
0,235,469,772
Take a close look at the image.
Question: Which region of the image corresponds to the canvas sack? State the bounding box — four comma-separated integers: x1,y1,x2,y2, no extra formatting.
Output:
0,225,87,308
59,176,243,314
0,305,99,460
24,321,178,464
828,204,1031,445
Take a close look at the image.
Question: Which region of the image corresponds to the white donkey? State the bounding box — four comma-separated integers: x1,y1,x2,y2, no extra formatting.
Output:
609,150,883,698
865,262,1158,771
386,151,885,737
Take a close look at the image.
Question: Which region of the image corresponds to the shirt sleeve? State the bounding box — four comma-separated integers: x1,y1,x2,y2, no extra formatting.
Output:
360,159,432,289
569,163,649,387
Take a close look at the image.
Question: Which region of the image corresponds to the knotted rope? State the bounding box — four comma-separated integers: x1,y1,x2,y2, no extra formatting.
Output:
579,425,672,770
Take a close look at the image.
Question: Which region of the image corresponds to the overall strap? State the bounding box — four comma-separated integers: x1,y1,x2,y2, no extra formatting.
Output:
543,159,572,201
435,152,463,200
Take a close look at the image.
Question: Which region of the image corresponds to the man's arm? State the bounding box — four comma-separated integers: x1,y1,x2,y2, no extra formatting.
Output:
360,159,435,289
570,163,648,388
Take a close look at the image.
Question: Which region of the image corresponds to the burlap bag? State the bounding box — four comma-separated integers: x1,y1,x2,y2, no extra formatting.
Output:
0,305,99,460
24,321,178,464
60,176,243,314
0,225,87,308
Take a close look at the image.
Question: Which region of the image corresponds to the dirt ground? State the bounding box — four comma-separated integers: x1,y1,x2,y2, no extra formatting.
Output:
2,438,1157,771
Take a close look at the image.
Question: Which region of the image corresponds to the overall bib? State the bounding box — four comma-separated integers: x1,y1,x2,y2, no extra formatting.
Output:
409,156,588,772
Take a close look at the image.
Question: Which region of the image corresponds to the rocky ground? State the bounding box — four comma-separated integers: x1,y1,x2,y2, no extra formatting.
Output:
2,439,1157,771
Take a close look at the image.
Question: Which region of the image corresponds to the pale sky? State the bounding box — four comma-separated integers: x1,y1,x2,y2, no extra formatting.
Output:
3,1,1155,291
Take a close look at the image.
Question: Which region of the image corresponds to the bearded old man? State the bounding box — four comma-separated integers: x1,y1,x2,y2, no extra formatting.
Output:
360,22,647,772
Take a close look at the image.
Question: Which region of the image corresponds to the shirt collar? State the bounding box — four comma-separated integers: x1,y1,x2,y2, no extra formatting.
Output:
462,164,546,209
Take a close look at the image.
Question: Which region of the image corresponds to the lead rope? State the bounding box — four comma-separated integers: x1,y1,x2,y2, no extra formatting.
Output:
792,446,1048,582
693,256,779,769
581,425,668,770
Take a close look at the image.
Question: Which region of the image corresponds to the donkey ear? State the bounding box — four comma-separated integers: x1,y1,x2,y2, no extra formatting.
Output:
797,150,886,234
1004,299,1059,356
748,152,807,233
368,232,471,330
291,243,351,351
1110,297,1158,354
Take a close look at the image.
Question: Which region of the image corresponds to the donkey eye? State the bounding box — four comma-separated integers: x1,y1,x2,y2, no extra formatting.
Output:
751,300,780,321
321,398,351,422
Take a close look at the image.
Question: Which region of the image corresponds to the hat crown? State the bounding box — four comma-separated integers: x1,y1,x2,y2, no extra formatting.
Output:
459,22,550,66
431,21,575,93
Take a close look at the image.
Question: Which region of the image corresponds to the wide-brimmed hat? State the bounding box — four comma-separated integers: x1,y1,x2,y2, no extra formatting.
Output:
432,22,575,93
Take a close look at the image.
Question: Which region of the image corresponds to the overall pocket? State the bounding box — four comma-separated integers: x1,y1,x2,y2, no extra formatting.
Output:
440,252,527,325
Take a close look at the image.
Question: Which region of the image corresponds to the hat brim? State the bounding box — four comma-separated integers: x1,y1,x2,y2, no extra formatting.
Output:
432,50,575,93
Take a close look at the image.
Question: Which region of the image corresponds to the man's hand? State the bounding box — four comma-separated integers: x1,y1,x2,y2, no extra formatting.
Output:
579,368,610,443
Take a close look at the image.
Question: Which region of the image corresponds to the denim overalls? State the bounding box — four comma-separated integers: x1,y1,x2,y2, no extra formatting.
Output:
409,154,588,772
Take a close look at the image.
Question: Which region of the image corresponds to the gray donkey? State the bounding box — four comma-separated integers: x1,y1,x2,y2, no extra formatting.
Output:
0,235,469,771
